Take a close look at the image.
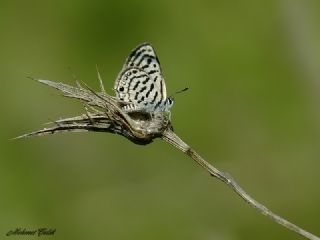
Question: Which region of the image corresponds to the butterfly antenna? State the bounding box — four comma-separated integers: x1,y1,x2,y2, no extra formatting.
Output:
96,64,106,94
169,87,189,98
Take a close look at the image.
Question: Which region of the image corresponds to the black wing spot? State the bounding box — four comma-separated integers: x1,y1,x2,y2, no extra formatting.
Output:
153,76,158,82
137,54,154,66
148,70,158,75
134,92,139,100
133,81,140,90
139,86,147,93
147,58,152,64
119,87,124,92
128,47,140,59
142,77,150,84
146,83,154,98
151,91,158,104
132,69,138,74
141,64,149,69
153,64,157,68
131,49,145,64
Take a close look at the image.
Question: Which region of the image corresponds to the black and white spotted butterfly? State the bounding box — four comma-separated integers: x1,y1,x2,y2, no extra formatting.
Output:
114,43,174,113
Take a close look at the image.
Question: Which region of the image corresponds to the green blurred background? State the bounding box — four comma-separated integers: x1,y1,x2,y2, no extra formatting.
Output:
1,0,320,239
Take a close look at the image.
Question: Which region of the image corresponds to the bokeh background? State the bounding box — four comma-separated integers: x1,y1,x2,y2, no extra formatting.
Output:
1,0,320,239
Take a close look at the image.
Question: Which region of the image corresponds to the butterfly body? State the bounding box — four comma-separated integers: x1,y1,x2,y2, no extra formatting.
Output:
114,43,173,114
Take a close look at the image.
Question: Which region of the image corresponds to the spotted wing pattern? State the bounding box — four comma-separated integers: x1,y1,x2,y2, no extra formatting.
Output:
114,43,169,113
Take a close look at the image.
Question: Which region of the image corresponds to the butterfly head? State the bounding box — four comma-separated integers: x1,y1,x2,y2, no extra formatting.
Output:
165,97,174,111
165,87,188,111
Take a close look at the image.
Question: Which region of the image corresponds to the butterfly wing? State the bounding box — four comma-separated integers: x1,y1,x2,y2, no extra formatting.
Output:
114,43,167,111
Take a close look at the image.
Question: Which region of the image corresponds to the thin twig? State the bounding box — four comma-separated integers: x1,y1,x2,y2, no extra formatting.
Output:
96,65,106,94
16,78,320,240
162,129,320,240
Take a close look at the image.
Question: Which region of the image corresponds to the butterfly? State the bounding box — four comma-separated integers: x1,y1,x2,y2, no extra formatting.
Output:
114,43,174,113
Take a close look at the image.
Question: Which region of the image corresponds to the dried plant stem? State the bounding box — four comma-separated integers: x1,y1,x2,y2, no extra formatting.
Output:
162,129,319,240
17,79,319,240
